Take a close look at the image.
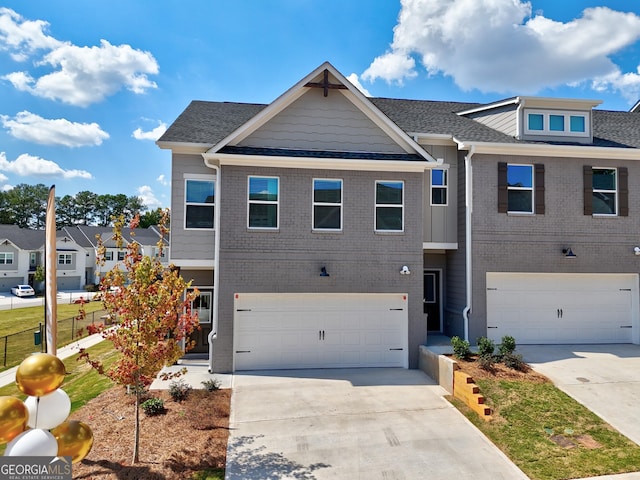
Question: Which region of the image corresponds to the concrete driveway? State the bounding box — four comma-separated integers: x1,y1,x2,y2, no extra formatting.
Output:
226,368,527,480
518,344,640,446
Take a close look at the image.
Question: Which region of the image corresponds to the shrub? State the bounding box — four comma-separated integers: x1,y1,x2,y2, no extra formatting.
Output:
141,397,165,416
476,336,495,357
502,352,526,371
451,336,471,360
498,335,517,359
169,378,192,402
201,378,221,392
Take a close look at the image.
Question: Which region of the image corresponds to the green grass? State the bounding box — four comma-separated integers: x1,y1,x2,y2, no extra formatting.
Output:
453,377,640,480
0,302,108,371
191,468,225,479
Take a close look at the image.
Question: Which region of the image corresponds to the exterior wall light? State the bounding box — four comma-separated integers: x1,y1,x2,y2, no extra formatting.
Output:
634,247,640,256
562,248,576,258
320,266,330,277
400,265,411,275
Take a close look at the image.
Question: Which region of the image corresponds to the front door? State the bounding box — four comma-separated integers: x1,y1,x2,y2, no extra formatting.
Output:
189,290,213,353
424,271,442,332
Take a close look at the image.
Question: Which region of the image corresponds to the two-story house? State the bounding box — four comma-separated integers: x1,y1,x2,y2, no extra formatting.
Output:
158,62,640,373
62,225,169,286
0,224,87,292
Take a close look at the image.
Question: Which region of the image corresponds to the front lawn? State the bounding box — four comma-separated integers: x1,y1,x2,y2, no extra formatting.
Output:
453,359,640,480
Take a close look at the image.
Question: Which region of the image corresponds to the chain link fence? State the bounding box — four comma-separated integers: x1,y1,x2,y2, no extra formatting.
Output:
0,309,114,368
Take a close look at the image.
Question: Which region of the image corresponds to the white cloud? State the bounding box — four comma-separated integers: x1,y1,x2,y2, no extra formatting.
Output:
362,0,640,99
137,185,161,208
0,152,93,179
1,111,109,147
133,122,167,141
346,73,372,97
156,174,169,186
0,9,159,107
0,7,61,59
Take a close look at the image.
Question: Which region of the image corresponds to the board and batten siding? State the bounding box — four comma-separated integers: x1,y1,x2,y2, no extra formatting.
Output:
421,144,458,244
170,153,216,262
237,88,406,154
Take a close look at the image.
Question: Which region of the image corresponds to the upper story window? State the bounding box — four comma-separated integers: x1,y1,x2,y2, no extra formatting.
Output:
248,176,279,229
29,252,37,266
0,252,14,265
524,109,589,137
313,179,342,231
58,253,72,265
375,181,404,232
584,166,628,217
431,169,447,205
498,162,545,215
185,179,215,229
507,164,533,213
117,251,126,261
592,168,617,215
104,251,113,261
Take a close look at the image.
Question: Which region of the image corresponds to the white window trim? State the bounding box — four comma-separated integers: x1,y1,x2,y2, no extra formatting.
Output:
312,178,343,232
524,109,589,137
592,167,618,217
507,164,534,215
247,175,280,230
0,252,14,265
430,169,448,206
184,175,216,231
375,180,405,233
57,253,72,265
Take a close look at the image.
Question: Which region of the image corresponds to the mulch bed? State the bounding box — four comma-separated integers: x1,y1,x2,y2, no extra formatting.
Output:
70,386,231,479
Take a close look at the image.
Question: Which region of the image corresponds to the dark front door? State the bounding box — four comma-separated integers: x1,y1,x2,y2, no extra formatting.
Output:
189,290,213,353
424,271,441,332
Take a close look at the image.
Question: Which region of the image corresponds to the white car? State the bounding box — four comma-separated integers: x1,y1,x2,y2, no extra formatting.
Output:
11,285,35,297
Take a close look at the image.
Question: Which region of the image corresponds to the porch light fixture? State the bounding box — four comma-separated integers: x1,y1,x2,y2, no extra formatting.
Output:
562,248,576,259
634,247,640,256
320,266,330,277
400,265,411,275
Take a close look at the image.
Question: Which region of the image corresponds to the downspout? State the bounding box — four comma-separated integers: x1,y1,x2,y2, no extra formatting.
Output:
203,160,220,373
463,145,476,342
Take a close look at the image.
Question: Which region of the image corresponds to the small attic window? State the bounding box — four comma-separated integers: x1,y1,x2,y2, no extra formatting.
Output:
524,109,589,137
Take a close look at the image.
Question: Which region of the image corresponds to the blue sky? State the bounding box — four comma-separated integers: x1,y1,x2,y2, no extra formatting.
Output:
2,0,640,209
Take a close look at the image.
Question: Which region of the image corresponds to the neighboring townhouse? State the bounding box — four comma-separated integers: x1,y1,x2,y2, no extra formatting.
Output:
0,224,87,292
157,62,640,373
62,225,169,286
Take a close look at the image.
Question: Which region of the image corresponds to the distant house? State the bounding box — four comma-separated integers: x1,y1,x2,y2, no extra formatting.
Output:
158,62,640,373
0,224,87,292
61,225,169,286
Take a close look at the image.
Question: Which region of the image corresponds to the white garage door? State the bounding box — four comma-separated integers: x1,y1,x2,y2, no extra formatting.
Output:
486,273,638,344
234,293,408,370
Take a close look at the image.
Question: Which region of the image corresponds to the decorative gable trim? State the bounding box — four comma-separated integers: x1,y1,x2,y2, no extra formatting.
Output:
206,62,436,162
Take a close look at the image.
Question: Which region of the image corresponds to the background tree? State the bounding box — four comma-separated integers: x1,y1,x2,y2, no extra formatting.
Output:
139,208,169,228
2,184,49,228
73,191,98,225
80,212,199,463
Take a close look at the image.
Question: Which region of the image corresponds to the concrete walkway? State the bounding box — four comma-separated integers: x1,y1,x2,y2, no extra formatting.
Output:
225,368,528,480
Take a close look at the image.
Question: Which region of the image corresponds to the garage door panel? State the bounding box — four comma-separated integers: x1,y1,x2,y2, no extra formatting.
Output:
234,293,408,370
487,273,636,344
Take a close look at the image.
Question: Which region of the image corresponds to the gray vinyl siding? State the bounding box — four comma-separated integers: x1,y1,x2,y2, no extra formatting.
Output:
0,245,18,271
238,88,406,154
211,165,425,372
469,153,640,343
170,153,216,261
442,149,468,339
421,144,458,244
467,104,518,137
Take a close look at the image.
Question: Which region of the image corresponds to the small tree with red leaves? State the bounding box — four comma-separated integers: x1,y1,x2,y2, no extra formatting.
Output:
80,211,199,463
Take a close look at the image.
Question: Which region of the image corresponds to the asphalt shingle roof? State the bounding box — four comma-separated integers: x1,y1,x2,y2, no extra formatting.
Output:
160,97,640,150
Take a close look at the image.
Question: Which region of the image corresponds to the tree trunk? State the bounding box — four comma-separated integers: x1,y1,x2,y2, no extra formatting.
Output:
133,384,140,463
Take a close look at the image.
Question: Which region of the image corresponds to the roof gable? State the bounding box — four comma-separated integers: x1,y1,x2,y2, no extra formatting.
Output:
208,62,435,161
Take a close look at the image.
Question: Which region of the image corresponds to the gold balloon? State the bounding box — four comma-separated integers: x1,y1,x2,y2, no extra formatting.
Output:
0,396,28,444
51,420,93,464
16,353,66,397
